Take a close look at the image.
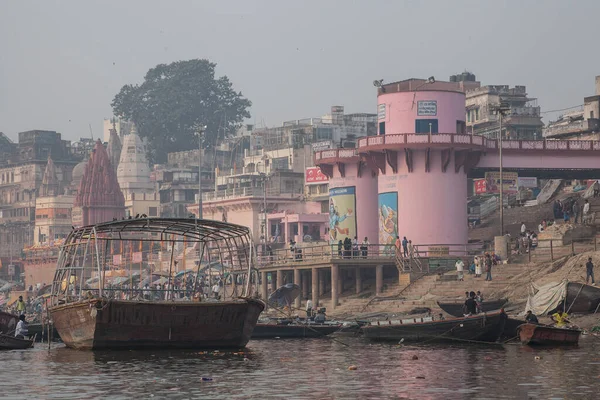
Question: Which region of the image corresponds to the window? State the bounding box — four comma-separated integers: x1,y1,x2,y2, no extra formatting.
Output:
415,119,438,134
379,122,385,134
149,207,158,217
467,111,471,123
591,111,595,119
272,157,289,171
315,127,333,141
475,108,480,121
456,121,466,134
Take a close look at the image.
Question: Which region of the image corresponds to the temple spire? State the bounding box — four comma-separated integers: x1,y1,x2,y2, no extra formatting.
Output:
41,154,59,197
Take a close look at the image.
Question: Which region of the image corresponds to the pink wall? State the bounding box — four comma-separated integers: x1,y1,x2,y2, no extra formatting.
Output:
379,150,467,246
378,90,466,134
328,163,379,243
478,152,600,170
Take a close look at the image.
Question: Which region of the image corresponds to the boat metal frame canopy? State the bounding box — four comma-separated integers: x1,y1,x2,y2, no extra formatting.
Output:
50,218,258,306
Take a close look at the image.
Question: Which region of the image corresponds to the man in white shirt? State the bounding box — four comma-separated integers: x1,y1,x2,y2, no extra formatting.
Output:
212,282,220,299
583,200,591,224
306,299,313,318
456,259,464,281
15,315,28,339
520,222,526,235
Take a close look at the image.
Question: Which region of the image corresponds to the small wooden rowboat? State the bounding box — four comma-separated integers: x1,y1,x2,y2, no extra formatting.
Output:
517,323,581,346
437,299,508,317
0,333,35,350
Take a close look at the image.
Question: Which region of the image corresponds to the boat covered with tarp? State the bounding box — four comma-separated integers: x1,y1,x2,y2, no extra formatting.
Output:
48,218,264,350
524,280,600,316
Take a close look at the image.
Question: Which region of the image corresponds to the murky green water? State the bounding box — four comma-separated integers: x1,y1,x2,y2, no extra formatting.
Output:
1,336,600,399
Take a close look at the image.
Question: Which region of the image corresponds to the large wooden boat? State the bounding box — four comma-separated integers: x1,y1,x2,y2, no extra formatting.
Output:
437,299,508,317
517,323,581,346
0,333,34,350
0,310,18,334
563,283,600,313
252,321,341,339
362,311,507,342
48,218,265,350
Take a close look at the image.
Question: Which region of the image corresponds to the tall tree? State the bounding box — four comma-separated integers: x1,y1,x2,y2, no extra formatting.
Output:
111,59,251,164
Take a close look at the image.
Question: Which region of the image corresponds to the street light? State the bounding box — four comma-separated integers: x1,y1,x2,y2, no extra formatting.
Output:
196,125,207,219
257,156,269,256
411,76,436,109
490,102,511,236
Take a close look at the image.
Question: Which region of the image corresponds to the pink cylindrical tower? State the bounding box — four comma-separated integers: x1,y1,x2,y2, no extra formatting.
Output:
317,78,485,251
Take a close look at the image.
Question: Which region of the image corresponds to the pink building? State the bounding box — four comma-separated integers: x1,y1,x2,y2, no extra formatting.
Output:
318,79,476,249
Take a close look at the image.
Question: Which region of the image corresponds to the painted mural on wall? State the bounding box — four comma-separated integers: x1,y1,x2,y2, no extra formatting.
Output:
329,187,356,244
378,192,398,253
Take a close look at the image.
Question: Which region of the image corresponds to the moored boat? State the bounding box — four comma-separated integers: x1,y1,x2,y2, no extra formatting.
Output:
0,333,34,350
563,282,600,313
48,218,265,350
252,322,341,339
0,310,18,334
517,323,581,346
437,299,508,317
362,311,507,343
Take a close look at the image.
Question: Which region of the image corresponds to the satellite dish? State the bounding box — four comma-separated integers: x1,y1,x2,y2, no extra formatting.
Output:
373,79,383,88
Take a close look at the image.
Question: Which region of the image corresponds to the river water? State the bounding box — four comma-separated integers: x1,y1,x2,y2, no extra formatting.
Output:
1,336,600,399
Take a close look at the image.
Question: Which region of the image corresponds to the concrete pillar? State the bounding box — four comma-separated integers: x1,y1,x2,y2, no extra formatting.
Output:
294,268,301,309
494,236,509,261
319,269,325,296
337,268,343,297
261,271,268,301
376,265,383,296
355,267,362,294
302,270,309,296
331,264,339,308
270,272,277,293
311,267,319,307
276,269,284,288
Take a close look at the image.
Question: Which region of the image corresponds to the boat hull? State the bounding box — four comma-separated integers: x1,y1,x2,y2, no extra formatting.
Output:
517,323,581,346
0,333,34,350
0,310,18,334
50,298,265,350
437,299,508,317
251,323,340,339
564,283,600,313
362,311,507,343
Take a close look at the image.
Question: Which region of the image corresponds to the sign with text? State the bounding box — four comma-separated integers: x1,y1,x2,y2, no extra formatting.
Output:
417,100,437,116
305,167,329,184
378,104,386,120
474,179,487,195
518,177,538,188
484,171,518,194
311,140,333,152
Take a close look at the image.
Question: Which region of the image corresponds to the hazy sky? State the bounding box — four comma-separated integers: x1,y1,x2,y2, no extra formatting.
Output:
1,0,599,142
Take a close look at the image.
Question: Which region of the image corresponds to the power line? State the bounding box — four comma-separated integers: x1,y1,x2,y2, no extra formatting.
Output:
540,104,583,114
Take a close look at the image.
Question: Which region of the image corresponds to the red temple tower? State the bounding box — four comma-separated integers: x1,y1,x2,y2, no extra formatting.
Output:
72,139,125,227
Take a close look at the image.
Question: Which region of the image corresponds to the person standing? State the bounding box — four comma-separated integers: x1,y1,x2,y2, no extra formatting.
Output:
352,236,359,258
583,200,591,224
395,236,402,256
474,256,482,278
306,298,313,318
402,236,409,258
361,237,369,259
572,201,580,224
520,222,526,235
455,259,464,281
212,281,220,299
586,257,595,285
464,292,477,315
16,296,26,315
337,240,343,257
484,254,493,281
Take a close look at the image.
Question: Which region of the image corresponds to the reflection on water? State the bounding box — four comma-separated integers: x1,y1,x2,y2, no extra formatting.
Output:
1,337,600,399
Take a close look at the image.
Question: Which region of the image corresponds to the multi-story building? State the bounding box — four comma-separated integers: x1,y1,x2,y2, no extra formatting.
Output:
544,76,600,139
0,130,76,257
466,84,543,139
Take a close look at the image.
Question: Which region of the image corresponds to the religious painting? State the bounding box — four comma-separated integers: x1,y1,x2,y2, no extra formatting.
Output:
328,186,356,244
378,192,398,254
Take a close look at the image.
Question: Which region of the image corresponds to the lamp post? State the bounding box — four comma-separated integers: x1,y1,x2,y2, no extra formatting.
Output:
257,157,269,256
196,125,207,219
491,103,510,236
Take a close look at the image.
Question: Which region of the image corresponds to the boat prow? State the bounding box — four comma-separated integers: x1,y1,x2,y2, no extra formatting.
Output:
517,323,581,346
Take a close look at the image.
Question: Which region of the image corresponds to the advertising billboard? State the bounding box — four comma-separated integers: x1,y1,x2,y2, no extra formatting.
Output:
474,179,487,195
329,187,356,244
518,177,538,188
378,192,398,253
484,171,518,194
305,167,329,184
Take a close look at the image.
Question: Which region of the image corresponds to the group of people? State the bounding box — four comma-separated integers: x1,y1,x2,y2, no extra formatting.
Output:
524,308,572,328
336,236,370,259
463,291,485,315
460,253,499,281
553,198,592,224
395,236,414,258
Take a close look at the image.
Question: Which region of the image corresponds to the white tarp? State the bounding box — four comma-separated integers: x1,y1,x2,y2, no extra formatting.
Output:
523,280,567,316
